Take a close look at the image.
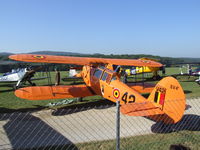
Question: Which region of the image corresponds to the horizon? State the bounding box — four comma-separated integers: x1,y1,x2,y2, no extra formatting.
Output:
1,50,200,59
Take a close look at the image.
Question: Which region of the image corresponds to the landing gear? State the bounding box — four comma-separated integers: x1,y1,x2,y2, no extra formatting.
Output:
14,80,22,90
27,79,36,86
13,85,18,90
31,83,36,86
77,97,83,102
152,75,162,80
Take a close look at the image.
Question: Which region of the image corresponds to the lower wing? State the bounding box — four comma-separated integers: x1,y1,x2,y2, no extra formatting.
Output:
15,85,95,100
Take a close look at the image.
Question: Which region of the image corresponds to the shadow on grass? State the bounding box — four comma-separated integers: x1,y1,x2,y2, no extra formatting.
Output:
0,83,15,87
0,89,15,93
0,106,47,113
151,114,200,133
0,98,114,115
52,99,115,116
184,90,192,94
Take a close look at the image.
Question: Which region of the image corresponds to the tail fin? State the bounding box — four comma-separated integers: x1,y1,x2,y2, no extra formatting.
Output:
121,77,186,124
148,76,185,124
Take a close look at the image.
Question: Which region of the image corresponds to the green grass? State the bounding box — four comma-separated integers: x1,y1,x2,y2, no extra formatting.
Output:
166,67,200,98
0,67,200,149
0,67,200,112
49,131,198,150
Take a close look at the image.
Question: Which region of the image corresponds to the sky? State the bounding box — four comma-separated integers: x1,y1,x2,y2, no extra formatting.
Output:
0,0,200,57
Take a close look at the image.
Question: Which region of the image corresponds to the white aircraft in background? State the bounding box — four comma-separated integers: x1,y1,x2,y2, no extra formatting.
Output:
196,78,200,85
69,68,78,77
62,67,82,82
174,65,200,85
0,67,41,89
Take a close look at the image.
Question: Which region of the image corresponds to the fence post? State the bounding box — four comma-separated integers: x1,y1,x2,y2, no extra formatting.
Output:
116,100,120,150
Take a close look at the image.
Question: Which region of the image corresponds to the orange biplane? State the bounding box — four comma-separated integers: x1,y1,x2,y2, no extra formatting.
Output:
9,54,186,124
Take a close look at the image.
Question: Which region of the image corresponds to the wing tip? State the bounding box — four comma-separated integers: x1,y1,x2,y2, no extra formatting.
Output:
15,88,29,100
9,54,17,60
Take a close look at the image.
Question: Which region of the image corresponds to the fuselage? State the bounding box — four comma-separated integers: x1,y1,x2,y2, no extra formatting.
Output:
125,66,160,75
192,68,200,75
81,65,147,104
0,68,27,82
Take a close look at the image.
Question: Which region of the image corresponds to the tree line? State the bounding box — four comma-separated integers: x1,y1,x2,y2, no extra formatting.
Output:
0,53,200,73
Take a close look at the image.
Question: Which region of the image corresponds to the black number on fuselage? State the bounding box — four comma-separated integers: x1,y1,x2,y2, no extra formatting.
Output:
122,92,128,104
128,95,135,103
122,92,135,104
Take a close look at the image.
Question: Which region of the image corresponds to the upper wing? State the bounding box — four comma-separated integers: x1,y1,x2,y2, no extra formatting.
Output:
15,84,95,100
139,57,159,62
9,54,163,67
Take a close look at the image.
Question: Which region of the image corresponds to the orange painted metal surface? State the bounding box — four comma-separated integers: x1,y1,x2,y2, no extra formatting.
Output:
9,54,163,67
121,77,185,124
127,82,155,94
15,85,95,100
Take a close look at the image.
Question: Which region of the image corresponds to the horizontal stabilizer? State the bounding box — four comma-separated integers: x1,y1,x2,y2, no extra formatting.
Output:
120,102,164,116
15,85,95,100
127,82,155,94
121,77,186,124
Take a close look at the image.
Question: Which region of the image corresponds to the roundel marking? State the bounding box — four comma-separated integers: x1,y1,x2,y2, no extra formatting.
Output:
113,88,120,99
33,55,46,59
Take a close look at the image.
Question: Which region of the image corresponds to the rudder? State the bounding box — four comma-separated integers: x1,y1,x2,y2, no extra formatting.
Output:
147,76,186,124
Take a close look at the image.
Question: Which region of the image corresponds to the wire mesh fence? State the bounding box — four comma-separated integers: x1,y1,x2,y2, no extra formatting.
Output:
0,98,199,150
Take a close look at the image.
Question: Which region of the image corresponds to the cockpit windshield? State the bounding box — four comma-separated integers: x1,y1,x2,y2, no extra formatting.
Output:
93,69,103,79
101,71,113,83
101,72,108,81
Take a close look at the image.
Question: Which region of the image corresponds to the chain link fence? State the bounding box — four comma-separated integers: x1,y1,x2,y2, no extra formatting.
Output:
0,98,199,150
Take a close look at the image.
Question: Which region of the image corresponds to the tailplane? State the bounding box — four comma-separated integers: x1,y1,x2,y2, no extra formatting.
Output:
121,77,186,124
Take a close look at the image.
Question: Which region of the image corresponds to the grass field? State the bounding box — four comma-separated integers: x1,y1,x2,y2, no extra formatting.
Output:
0,67,199,149
75,131,200,150
0,67,199,112
165,67,200,98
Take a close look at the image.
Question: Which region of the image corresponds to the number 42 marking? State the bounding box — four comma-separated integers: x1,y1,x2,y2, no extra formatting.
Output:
122,92,135,104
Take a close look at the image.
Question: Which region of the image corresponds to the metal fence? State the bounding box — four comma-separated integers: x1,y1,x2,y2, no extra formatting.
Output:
0,98,199,150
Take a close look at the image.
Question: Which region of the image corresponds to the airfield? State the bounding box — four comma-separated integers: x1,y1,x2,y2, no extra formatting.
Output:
0,67,200,149
0,97,200,149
